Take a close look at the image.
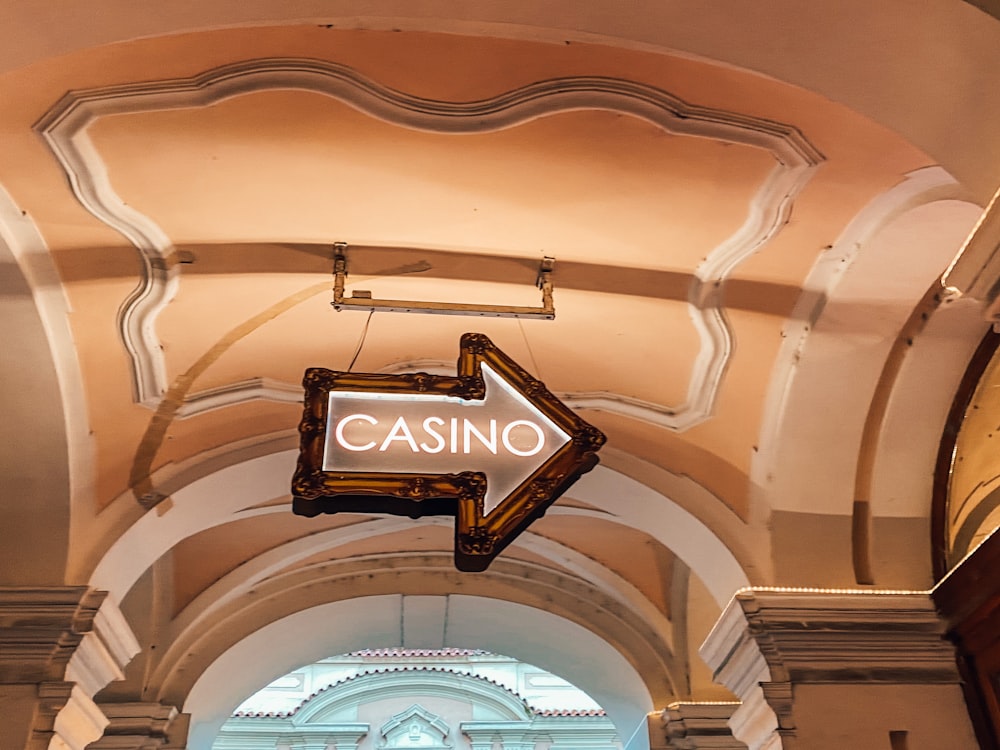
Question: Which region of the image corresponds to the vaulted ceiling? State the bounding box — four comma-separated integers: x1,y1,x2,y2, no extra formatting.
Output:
2,3,999,747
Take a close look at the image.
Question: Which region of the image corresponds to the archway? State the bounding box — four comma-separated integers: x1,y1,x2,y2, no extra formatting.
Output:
183,596,654,750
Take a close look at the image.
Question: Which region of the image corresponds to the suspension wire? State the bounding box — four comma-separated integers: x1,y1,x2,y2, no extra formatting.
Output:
347,309,375,372
516,317,543,378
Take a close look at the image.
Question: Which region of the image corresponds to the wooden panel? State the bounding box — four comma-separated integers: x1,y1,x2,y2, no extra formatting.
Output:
933,529,1000,750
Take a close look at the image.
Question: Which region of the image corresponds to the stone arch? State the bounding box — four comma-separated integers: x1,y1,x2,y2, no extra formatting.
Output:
182,595,653,750
89,451,750,608
0,184,83,584
148,554,678,714
750,169,985,586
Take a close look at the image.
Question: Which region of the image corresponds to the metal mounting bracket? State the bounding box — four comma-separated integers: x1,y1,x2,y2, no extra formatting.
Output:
331,243,555,319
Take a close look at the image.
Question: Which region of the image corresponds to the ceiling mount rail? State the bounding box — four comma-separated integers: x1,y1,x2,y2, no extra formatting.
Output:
331,243,556,320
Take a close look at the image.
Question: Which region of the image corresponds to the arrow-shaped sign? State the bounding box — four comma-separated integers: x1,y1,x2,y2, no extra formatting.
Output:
292,332,606,571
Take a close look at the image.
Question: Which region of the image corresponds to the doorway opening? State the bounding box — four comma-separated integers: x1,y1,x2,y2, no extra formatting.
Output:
212,649,619,750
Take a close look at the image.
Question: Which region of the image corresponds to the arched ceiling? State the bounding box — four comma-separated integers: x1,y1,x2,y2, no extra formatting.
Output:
1,5,997,748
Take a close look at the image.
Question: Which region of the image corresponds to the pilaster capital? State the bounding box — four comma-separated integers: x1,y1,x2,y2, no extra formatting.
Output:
722,589,957,684
0,586,139,690
0,586,107,683
30,681,108,750
699,589,958,750
87,702,180,750
659,702,745,749
66,594,140,697
0,587,141,750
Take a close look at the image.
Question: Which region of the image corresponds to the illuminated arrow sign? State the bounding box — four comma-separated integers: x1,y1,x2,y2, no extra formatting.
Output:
292,332,606,571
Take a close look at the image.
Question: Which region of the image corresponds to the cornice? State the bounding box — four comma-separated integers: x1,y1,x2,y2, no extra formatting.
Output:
0,586,106,682
700,588,961,750
37,56,822,430
730,589,958,683
87,702,179,750
660,702,744,750
0,589,141,750
286,667,532,724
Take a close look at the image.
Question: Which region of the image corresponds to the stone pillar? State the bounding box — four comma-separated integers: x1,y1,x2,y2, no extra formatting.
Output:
699,590,979,750
0,587,140,750
656,703,745,749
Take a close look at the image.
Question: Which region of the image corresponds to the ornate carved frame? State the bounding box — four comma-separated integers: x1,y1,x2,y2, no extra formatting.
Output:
292,332,605,571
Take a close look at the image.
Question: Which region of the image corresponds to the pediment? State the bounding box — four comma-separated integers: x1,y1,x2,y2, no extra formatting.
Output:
379,704,451,750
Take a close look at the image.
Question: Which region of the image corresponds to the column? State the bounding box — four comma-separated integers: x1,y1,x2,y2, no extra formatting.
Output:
0,587,140,750
699,589,978,750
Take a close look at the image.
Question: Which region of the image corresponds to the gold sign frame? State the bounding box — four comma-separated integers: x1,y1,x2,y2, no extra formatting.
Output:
292,332,606,571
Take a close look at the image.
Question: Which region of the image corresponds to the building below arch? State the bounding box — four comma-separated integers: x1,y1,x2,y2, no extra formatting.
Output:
213,650,620,750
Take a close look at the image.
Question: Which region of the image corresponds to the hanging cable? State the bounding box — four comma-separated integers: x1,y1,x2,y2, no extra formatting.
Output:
517,317,542,378
347,309,375,372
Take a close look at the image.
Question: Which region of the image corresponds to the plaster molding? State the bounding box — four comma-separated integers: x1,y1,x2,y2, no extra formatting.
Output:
176,378,304,419
699,594,784,750
65,635,123,698
65,594,141,697
175,369,734,435
698,606,780,750
50,684,110,750
725,689,782,750
37,57,822,428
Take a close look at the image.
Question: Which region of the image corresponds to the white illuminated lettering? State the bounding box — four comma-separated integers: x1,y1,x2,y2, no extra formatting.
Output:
463,418,498,454
379,416,420,452
420,417,447,454
335,413,378,452
332,412,549,457
501,420,545,457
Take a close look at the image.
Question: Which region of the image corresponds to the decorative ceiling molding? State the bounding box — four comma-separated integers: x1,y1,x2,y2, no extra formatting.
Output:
172,367,746,433
176,377,304,419
37,57,822,424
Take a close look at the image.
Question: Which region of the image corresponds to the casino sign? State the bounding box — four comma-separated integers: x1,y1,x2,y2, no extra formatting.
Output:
292,332,606,571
